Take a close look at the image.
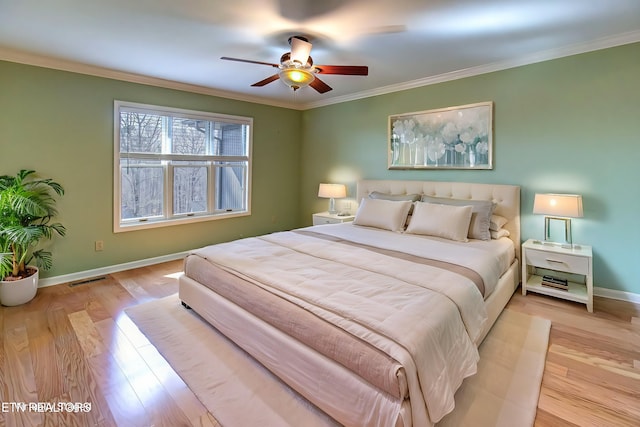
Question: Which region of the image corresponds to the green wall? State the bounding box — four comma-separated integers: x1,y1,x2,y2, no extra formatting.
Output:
301,42,640,295
2,42,639,295
0,61,302,278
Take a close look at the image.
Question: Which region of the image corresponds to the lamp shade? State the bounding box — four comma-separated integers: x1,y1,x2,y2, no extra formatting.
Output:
533,193,583,218
318,183,346,199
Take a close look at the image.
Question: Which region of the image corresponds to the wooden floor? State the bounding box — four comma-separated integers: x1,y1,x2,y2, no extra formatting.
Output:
1,260,639,427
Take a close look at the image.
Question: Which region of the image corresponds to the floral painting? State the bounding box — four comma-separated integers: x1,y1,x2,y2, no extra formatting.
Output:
388,101,493,169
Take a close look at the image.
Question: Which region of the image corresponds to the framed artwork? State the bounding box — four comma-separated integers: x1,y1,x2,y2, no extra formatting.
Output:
388,101,493,169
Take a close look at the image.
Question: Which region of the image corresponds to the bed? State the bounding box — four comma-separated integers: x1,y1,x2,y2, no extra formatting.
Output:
178,180,521,427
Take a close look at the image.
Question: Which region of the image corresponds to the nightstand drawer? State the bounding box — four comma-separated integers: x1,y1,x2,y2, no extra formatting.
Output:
312,212,355,225
313,216,341,225
525,248,589,275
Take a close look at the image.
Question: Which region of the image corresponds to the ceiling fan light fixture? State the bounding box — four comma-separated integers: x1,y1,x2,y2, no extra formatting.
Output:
221,34,366,94
279,67,315,91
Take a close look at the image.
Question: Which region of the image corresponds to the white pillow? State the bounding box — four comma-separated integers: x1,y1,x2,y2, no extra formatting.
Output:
490,214,509,231
421,195,495,240
490,229,511,239
353,198,412,232
406,202,473,242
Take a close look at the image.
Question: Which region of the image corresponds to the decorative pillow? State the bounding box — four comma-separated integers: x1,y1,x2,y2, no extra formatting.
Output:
420,195,496,241
353,198,412,232
491,229,511,239
368,191,421,203
490,214,508,231
369,191,421,216
405,202,473,242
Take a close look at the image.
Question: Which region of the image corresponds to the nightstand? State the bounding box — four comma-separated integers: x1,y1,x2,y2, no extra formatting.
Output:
312,212,355,225
521,239,593,312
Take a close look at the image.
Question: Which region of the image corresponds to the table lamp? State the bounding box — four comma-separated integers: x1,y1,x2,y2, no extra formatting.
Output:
318,183,346,215
533,193,583,248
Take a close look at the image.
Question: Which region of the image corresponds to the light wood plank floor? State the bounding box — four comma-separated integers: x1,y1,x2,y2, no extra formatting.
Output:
1,260,639,426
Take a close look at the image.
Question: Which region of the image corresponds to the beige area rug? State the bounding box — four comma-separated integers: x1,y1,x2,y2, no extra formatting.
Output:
436,308,550,427
126,295,550,427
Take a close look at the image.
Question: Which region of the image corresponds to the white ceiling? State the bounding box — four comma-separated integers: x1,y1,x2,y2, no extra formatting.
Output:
1,0,639,110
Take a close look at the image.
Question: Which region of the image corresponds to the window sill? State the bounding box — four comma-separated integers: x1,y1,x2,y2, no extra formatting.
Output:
114,210,250,233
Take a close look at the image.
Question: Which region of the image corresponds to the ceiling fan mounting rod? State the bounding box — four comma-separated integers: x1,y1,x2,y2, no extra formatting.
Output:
288,35,310,44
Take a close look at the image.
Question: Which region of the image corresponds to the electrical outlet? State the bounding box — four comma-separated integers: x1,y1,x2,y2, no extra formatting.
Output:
95,240,104,251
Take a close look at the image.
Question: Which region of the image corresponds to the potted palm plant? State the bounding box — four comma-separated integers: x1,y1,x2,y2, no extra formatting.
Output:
0,169,66,306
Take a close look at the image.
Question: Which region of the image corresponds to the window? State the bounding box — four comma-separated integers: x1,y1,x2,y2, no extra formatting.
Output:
114,101,252,232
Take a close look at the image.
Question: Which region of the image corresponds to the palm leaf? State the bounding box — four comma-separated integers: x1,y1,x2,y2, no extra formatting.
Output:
30,249,53,271
0,169,66,279
0,251,12,279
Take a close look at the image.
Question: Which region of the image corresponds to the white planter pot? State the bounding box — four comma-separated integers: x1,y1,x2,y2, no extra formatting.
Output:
0,267,39,306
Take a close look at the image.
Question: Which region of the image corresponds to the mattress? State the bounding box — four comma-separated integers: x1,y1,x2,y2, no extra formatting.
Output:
182,222,515,426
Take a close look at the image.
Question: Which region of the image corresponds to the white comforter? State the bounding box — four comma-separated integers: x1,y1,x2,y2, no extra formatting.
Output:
192,223,511,426
309,222,515,298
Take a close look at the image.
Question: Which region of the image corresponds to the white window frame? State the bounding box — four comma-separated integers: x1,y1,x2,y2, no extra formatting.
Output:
114,101,252,232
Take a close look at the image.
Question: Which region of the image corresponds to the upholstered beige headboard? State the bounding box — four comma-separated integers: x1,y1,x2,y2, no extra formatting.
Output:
356,180,521,261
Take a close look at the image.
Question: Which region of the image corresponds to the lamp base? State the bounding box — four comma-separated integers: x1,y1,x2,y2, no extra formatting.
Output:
533,240,580,250
328,198,337,215
543,216,573,246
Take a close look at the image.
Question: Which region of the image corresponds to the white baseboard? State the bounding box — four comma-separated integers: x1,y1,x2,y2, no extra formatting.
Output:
38,251,189,288
594,286,640,304
38,256,640,306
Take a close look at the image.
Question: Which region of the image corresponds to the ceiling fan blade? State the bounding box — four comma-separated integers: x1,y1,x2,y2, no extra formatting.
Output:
290,37,312,65
309,76,332,94
221,57,279,68
315,65,368,76
251,74,280,87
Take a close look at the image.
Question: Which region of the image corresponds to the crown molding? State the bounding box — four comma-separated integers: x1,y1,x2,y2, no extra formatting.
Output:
2,29,639,111
301,29,640,110
0,47,299,110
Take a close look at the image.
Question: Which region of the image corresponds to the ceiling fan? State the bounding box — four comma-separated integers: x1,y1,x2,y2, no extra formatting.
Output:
221,36,368,93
